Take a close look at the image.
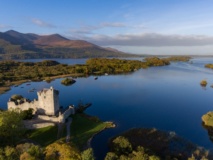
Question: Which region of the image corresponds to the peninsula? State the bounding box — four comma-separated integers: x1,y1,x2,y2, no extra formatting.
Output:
0,56,191,94
0,86,115,159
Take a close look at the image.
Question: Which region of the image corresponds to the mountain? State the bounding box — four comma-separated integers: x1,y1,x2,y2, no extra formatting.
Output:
0,30,133,59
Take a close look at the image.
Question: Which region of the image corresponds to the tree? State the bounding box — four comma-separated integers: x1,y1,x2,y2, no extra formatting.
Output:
81,148,95,160
61,78,76,86
44,141,81,160
0,110,26,146
0,147,5,160
20,152,36,160
0,143,44,160
21,108,34,120
112,136,132,155
104,152,118,160
27,145,43,159
19,144,43,160
4,146,19,160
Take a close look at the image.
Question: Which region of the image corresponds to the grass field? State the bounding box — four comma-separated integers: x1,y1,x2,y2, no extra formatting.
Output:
27,125,59,147
70,114,108,150
27,113,112,149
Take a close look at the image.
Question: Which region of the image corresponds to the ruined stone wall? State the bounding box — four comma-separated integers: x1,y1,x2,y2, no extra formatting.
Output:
7,100,38,114
58,106,75,123
8,87,60,116
37,106,75,123
37,115,59,123
7,87,75,128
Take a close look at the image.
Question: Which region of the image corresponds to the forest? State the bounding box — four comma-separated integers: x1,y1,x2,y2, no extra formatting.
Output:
0,57,187,81
0,56,190,91
105,128,211,160
0,109,104,160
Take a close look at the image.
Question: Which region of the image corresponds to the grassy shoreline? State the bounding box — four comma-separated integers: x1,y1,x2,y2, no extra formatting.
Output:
0,56,191,95
70,113,115,150
86,121,115,148
27,113,115,150
0,73,84,94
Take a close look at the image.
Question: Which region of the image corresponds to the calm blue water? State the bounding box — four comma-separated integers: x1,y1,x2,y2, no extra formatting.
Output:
1,57,213,159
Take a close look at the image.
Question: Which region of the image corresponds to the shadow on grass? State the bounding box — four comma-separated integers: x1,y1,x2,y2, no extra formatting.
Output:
27,126,59,147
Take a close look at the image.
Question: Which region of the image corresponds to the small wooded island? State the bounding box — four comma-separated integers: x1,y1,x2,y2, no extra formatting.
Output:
205,64,213,69
200,79,208,87
61,77,76,86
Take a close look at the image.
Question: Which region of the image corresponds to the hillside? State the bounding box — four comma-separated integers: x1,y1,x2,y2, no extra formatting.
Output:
0,30,133,59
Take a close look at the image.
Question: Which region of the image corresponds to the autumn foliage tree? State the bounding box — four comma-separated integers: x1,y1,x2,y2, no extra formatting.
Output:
44,141,81,160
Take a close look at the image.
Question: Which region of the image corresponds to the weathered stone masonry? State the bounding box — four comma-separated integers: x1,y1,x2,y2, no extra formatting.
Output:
7,86,74,127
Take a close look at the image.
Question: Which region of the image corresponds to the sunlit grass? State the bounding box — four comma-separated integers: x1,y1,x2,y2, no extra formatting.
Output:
27,113,113,150
27,126,59,147
70,114,107,150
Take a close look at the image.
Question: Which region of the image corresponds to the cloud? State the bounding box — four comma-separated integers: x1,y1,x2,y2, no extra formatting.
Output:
31,18,56,28
100,22,126,27
0,24,12,29
162,22,213,35
69,22,126,35
70,25,98,34
84,33,213,47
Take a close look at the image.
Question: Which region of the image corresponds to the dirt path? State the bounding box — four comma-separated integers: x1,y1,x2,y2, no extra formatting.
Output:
66,117,72,143
57,122,64,139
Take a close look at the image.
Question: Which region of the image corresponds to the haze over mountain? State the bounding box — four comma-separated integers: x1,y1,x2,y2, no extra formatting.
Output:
0,30,132,59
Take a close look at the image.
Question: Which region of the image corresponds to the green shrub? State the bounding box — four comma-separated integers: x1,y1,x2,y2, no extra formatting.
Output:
21,108,34,120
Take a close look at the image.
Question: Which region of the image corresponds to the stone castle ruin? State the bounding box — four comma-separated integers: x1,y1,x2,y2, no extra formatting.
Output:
7,86,74,128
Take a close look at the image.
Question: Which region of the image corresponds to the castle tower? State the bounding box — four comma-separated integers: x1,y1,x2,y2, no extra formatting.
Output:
37,86,60,116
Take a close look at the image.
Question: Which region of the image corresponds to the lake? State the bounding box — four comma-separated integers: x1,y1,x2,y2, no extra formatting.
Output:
1,57,213,159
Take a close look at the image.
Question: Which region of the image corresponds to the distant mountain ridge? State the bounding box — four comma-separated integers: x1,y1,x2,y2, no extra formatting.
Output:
0,30,132,59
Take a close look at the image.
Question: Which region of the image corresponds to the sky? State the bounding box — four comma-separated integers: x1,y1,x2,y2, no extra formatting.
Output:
1,0,213,55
